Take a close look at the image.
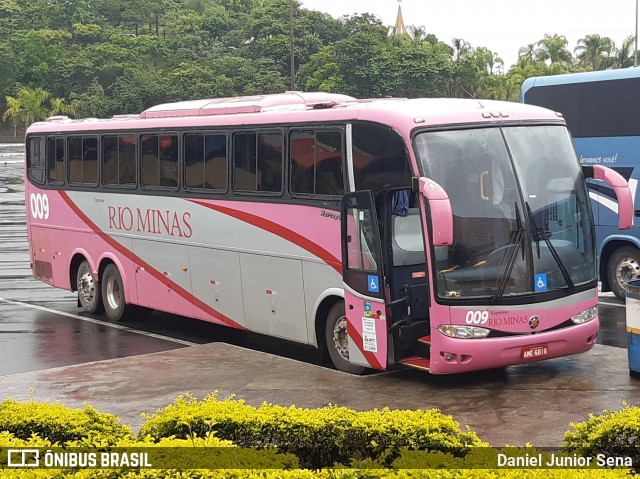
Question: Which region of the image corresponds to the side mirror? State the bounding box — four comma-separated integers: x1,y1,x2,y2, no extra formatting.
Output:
413,177,454,246
582,165,634,230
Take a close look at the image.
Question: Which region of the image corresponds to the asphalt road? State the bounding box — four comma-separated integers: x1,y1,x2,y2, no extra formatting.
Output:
0,146,630,377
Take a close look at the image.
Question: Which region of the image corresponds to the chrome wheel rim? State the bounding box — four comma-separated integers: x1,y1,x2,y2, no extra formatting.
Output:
78,271,95,305
106,276,122,311
332,315,350,361
616,257,640,290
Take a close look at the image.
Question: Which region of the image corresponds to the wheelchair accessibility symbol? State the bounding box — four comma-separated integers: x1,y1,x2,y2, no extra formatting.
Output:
534,273,548,292
368,275,380,293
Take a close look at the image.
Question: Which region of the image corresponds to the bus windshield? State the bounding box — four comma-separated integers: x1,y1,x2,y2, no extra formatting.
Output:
414,125,596,300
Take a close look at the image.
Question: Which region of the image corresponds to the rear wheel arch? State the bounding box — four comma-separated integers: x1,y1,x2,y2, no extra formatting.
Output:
314,293,343,354
69,253,89,292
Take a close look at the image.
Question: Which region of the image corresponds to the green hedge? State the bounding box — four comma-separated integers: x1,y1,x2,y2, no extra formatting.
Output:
0,397,638,478
138,393,485,468
0,398,132,445
563,404,640,470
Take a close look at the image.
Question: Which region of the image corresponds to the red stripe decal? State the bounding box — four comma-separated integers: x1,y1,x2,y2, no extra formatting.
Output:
346,320,384,370
59,191,244,330
188,199,342,274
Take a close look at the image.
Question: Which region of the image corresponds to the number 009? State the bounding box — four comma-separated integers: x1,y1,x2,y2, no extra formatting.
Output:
465,310,488,325
30,193,50,220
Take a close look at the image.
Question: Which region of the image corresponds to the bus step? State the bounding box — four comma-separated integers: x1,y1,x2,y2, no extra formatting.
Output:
399,356,430,372
417,335,431,345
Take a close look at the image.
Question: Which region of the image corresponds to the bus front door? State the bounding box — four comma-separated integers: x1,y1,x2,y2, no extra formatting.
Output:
340,191,389,371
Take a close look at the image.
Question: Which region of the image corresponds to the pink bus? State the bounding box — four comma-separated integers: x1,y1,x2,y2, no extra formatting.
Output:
24,92,633,374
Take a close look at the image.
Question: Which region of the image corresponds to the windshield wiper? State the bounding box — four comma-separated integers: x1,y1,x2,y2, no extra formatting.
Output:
525,202,575,292
491,203,525,303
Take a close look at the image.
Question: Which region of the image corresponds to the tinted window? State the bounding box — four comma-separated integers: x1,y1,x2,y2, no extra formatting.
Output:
290,130,344,196
141,134,179,188
47,137,65,184
524,77,640,137
184,133,227,190
102,135,136,186
27,136,45,185
68,136,98,184
233,131,282,193
352,123,411,191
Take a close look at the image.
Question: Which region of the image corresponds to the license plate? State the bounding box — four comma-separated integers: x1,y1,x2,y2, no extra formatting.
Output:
521,344,548,360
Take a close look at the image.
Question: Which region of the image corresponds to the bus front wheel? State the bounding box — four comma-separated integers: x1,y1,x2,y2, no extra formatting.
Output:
77,260,103,314
101,264,130,321
324,302,366,375
607,246,640,299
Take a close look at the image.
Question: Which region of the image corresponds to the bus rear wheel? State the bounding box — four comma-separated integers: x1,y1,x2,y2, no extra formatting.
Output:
324,301,366,375
607,246,640,300
77,260,103,314
101,264,131,321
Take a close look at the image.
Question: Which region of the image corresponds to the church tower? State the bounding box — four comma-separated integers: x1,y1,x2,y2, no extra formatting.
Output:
391,0,409,37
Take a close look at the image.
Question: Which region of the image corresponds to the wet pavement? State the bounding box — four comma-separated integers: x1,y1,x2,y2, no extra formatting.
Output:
0,150,189,376
0,340,636,447
1,144,639,448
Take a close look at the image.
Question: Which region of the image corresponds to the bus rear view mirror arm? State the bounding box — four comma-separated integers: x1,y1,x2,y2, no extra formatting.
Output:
582,165,634,230
412,177,454,246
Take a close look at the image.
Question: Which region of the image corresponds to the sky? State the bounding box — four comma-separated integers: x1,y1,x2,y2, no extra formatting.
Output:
300,0,639,69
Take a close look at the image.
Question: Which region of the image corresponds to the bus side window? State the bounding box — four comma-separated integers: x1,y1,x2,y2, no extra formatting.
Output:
119,136,136,186
352,123,411,191
103,135,136,186
345,207,378,272
68,136,98,185
290,129,343,196
158,135,178,188
47,137,64,185
204,134,227,190
83,137,98,184
233,131,282,193
185,133,227,191
27,136,46,185
141,134,160,187
102,136,119,185
68,137,83,184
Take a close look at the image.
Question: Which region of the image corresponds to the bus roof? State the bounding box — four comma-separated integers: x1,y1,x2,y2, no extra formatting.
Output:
521,67,640,100
27,92,563,136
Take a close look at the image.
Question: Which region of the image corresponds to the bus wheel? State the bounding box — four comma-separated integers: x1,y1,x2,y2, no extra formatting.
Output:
101,264,130,321
607,246,640,300
77,260,103,314
324,302,366,375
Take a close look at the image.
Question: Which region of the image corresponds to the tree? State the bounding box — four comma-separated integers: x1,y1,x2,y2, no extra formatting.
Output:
518,43,536,61
49,97,76,116
2,87,78,135
574,34,613,70
69,80,112,118
451,38,471,61
2,94,23,137
535,34,573,65
297,14,388,97
609,35,636,69
380,39,453,97
3,87,50,133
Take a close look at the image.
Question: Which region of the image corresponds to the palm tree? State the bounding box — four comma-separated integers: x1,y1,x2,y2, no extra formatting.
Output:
574,34,614,70
14,87,50,126
2,95,25,138
608,35,636,69
408,25,426,44
2,87,73,135
50,97,76,117
518,43,536,61
451,38,471,61
535,34,573,65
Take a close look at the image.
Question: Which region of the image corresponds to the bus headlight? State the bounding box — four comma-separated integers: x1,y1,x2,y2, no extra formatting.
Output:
571,306,598,324
438,325,490,339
